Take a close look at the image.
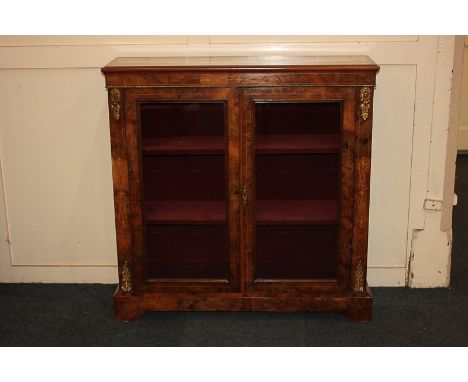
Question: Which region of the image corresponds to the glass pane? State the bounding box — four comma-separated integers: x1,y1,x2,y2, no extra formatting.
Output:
254,102,341,280
140,102,229,280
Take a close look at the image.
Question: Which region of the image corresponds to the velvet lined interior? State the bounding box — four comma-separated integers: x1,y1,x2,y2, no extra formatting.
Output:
139,101,342,281
254,102,341,280
255,225,337,279
146,224,229,279
140,102,229,280
255,102,341,135
255,200,337,225
140,102,225,137
143,155,226,201
256,154,339,201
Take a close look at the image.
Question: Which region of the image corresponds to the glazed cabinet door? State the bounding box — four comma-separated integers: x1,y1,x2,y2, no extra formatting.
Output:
241,87,358,294
122,87,241,292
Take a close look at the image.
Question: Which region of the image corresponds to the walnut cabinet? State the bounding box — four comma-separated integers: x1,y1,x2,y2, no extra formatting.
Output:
102,56,379,322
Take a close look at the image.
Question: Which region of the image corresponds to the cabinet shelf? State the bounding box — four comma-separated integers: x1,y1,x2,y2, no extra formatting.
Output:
256,134,340,154
144,201,226,225
142,136,225,155
142,134,339,155
143,200,337,225
256,200,337,225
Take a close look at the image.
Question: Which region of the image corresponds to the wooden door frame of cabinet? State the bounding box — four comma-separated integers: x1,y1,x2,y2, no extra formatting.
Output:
112,87,242,294
240,86,361,294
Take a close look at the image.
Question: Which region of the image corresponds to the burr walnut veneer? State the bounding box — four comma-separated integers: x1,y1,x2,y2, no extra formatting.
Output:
102,56,379,321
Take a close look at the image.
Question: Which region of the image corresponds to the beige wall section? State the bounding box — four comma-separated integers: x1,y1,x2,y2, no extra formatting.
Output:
458,37,468,150
0,36,462,286
0,69,115,266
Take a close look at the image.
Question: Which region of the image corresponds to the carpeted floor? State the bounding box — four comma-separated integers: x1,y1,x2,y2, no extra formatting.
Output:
1,156,467,346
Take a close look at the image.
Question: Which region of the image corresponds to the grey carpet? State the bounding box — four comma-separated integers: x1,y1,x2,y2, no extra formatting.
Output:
1,155,467,346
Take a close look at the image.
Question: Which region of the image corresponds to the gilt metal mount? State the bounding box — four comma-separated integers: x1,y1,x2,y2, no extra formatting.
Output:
120,260,132,293
110,88,121,121
360,86,371,121
353,260,365,293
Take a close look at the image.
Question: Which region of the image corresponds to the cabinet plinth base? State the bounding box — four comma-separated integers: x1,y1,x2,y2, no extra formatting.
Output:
344,289,373,322
113,286,372,322
113,288,144,322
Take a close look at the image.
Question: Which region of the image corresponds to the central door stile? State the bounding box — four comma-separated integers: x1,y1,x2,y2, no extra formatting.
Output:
226,87,242,290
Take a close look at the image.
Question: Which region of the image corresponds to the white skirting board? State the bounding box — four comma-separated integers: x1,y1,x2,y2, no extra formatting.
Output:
0,265,406,287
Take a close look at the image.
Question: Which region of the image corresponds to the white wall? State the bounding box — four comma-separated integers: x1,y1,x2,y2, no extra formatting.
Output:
0,36,463,286
458,37,468,150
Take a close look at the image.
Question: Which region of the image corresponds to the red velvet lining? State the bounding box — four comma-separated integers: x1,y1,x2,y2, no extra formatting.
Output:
255,102,341,135
140,101,342,281
141,103,228,280
253,102,341,280
143,155,225,201
146,224,229,279
256,200,337,225
255,154,339,200
255,225,338,280
140,102,225,137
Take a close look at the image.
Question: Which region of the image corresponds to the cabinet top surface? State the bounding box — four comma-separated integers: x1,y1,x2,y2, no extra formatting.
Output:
102,55,379,72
